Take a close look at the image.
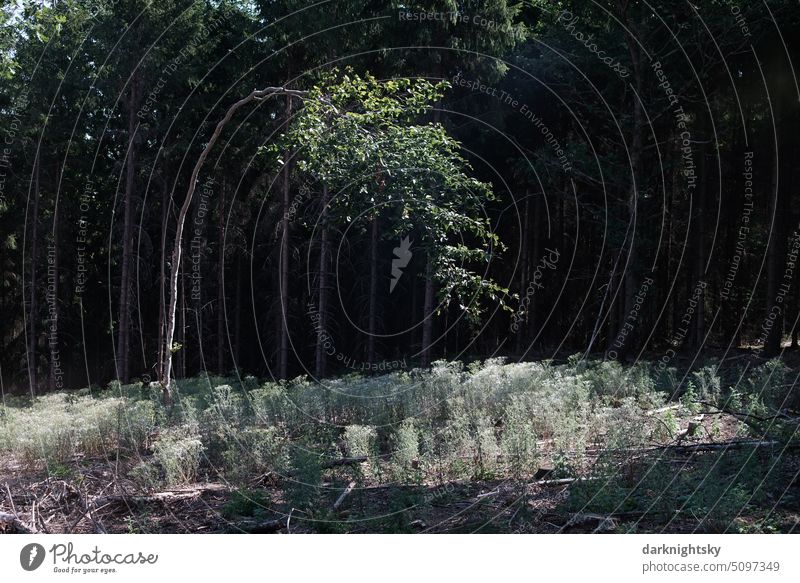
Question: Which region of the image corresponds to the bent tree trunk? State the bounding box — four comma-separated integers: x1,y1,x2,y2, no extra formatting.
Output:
159,87,306,404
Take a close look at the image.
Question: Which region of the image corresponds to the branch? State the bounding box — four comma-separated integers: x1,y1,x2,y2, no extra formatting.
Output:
0,511,34,534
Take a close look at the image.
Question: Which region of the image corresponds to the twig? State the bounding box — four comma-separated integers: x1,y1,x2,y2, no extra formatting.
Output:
332,481,357,511
476,489,499,499
5,483,16,515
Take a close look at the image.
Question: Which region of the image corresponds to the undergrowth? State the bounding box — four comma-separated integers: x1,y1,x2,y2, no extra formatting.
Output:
1,356,796,532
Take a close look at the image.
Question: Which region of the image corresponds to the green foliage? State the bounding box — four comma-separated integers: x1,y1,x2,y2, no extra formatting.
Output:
221,489,271,519
0,393,124,465
152,428,204,486
501,396,539,479
129,461,162,491
747,358,793,410
5,356,798,533
285,446,324,512
222,427,286,483
274,70,512,323
391,419,421,481
691,365,722,402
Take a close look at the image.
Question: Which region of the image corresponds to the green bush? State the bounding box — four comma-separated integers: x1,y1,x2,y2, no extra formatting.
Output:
221,426,286,482
152,428,203,486
500,396,539,479
0,393,124,465
391,419,421,479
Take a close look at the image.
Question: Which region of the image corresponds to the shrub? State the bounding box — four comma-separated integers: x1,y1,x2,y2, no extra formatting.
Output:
221,488,270,519
747,358,792,410
391,419,420,479
120,400,157,451
343,424,377,458
221,426,286,482
0,393,124,465
248,383,290,427
285,446,323,512
152,429,203,486
500,396,539,479
129,461,162,490
691,365,721,402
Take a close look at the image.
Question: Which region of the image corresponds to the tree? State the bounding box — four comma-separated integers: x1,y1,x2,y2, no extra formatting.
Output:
279,72,511,372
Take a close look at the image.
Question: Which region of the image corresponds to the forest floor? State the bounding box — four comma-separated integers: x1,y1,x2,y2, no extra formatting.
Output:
2,355,799,534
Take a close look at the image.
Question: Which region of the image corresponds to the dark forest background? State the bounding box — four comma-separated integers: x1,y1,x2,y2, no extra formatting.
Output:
2,0,800,394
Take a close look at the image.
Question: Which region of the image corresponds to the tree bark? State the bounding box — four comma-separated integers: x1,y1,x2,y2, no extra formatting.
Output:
421,256,435,367
28,151,41,394
217,179,226,374
48,174,60,391
615,24,644,360
278,94,293,380
367,216,378,366
765,95,785,356
315,183,329,379
157,180,169,381
117,74,140,384
515,195,530,354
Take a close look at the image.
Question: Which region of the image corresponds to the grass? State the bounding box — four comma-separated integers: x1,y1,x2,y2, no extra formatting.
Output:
1,356,797,533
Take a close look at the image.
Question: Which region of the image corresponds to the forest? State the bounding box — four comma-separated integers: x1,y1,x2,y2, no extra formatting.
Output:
1,0,799,534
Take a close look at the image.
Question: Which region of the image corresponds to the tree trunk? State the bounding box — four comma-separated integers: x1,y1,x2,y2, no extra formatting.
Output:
48,178,60,391
367,216,378,366
421,256,435,367
117,75,139,384
217,179,226,374
615,32,644,360
764,97,784,356
157,180,169,382
234,255,242,370
515,195,530,354
179,252,186,380
315,184,329,379
278,95,293,379
28,151,41,394
691,124,707,349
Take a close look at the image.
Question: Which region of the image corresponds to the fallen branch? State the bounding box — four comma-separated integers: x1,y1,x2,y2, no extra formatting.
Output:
320,456,368,471
646,404,683,416
655,439,785,453
256,456,368,484
93,484,231,508
564,512,617,532
234,517,287,533
476,489,499,499
332,481,357,511
0,511,34,534
529,477,579,487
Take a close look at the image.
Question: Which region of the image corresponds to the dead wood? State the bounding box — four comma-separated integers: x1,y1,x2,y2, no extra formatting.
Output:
332,481,357,511
0,511,34,534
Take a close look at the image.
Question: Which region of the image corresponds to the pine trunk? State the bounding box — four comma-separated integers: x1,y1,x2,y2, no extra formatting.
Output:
316,184,329,379
367,217,378,366
117,76,139,384
28,152,41,394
